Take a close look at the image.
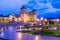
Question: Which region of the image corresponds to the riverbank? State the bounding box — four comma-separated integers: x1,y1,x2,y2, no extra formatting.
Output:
17,30,60,37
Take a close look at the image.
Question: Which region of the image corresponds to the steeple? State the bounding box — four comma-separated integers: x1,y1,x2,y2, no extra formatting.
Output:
21,6,27,13
32,9,36,14
21,6,26,9
32,9,36,11
29,9,36,15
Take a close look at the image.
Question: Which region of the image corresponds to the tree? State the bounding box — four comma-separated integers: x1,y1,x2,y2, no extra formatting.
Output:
41,25,49,32
24,24,30,29
32,24,37,28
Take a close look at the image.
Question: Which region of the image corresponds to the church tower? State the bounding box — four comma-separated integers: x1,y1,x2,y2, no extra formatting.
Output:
29,9,36,22
21,6,27,14
32,9,36,14
20,6,29,23
32,9,36,21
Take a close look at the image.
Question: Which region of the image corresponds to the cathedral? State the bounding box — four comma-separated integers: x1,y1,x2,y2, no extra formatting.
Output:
10,6,37,24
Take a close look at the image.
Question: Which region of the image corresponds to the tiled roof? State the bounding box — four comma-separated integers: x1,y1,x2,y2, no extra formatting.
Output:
21,6,26,9
0,15,9,17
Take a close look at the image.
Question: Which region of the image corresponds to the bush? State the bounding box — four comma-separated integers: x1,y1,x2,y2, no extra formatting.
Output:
42,25,49,31
32,24,37,28
40,30,54,36
24,24,30,29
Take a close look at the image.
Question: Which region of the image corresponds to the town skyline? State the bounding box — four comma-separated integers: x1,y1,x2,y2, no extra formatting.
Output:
0,0,60,18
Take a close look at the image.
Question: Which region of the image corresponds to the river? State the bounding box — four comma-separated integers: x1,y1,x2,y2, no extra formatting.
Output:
0,26,60,40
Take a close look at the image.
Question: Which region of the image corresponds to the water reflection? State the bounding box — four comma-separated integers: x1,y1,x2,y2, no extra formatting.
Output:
9,27,13,31
0,32,4,37
0,27,4,31
17,33,22,40
0,26,60,40
34,35,39,40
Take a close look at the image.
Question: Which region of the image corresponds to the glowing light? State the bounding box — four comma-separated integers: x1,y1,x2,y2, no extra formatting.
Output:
45,19,47,21
9,27,13,31
9,15,13,19
56,19,59,21
19,26,22,31
54,27,57,30
14,18,18,22
40,17,44,20
34,35,39,40
40,28,42,30
17,33,22,40
0,32,4,37
18,18,21,21
39,24,42,25
36,18,40,21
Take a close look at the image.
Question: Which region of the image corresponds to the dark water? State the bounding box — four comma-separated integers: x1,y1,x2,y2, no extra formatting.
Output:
0,26,60,40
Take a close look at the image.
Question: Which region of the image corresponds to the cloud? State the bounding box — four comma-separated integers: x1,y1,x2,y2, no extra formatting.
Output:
35,0,60,18
0,0,31,14
51,0,60,9
36,0,60,14
0,0,60,18
0,0,31,9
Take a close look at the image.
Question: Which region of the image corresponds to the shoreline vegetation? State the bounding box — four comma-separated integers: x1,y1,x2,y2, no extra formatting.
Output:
16,24,60,37
17,30,60,37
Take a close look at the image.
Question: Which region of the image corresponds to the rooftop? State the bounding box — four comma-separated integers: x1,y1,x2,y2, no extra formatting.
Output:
21,6,26,9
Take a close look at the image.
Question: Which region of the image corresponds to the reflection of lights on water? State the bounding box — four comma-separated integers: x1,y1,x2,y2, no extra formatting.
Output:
17,33,22,40
1,27,4,31
34,35,39,40
0,32,4,37
9,27,12,31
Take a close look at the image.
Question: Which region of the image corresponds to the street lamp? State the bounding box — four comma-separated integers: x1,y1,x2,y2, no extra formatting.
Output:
40,17,44,20
56,19,59,22
45,19,47,21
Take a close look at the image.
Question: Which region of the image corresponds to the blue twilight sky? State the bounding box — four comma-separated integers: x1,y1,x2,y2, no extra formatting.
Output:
0,0,60,18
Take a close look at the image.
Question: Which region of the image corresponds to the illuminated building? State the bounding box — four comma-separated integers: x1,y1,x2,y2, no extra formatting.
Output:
10,6,37,24
0,15,11,23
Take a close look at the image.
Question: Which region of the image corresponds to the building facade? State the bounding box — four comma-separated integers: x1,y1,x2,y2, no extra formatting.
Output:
10,6,37,23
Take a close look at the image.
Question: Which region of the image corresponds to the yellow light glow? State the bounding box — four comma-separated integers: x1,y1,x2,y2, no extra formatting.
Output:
23,14,28,22
34,35,39,40
18,18,21,21
14,18,18,22
45,19,47,21
17,33,22,40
